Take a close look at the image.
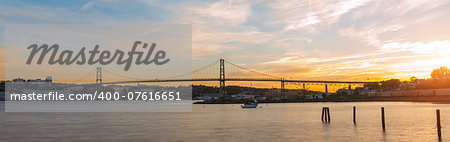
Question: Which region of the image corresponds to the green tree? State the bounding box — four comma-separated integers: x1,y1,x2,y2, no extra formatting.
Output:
381,79,401,90
364,82,380,90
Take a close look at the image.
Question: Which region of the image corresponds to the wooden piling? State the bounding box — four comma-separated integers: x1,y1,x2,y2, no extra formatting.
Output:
353,106,356,124
321,107,330,123
381,107,385,131
322,107,325,122
327,107,331,122
437,109,441,140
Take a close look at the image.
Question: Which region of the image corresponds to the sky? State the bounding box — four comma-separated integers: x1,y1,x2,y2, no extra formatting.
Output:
1,0,450,86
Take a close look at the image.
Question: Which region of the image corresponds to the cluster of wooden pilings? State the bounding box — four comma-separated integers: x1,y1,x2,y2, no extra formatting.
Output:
321,106,443,140
321,107,331,123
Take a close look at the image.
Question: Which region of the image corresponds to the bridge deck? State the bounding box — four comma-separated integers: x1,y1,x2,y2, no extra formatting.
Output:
99,78,375,85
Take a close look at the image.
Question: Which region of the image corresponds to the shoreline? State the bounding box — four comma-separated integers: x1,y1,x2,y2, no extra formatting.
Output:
194,96,450,104
2,96,450,104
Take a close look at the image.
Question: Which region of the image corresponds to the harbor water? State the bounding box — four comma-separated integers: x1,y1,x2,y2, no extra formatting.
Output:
1,102,449,141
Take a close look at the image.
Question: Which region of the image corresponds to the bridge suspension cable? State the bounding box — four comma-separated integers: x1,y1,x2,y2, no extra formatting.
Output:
224,60,282,79
102,69,144,81
165,60,219,79
70,68,97,83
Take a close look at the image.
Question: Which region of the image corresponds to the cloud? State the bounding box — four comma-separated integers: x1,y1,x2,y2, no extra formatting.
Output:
269,0,372,31
81,1,95,10
261,56,299,65
380,40,450,54
259,44,448,80
187,0,253,26
330,0,370,17
190,24,274,59
339,24,404,46
284,15,321,31
2,0,450,81
192,43,238,59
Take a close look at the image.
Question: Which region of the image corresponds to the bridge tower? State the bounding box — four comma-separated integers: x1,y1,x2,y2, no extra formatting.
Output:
96,67,102,84
219,59,226,98
281,79,285,99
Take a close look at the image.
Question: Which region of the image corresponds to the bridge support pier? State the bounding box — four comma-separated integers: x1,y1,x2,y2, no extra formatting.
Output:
303,83,306,90
281,79,285,99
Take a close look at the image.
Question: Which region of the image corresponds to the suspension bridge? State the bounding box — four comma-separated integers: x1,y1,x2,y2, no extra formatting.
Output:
68,59,377,98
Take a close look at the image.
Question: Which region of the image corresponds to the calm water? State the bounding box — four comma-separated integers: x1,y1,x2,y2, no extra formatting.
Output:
1,102,449,142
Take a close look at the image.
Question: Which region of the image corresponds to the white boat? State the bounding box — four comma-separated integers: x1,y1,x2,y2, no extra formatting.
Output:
241,100,258,108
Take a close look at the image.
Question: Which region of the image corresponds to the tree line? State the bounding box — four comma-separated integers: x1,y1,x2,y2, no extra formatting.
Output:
364,66,450,90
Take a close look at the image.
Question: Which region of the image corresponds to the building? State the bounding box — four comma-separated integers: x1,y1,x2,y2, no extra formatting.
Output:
12,76,53,84
13,78,25,82
45,76,52,82
306,94,324,99
336,88,354,95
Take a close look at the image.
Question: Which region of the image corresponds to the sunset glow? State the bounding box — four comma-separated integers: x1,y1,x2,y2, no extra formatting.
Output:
1,0,450,85
3,1,450,141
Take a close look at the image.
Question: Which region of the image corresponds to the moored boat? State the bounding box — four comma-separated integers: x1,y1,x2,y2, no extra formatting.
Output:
241,100,258,108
